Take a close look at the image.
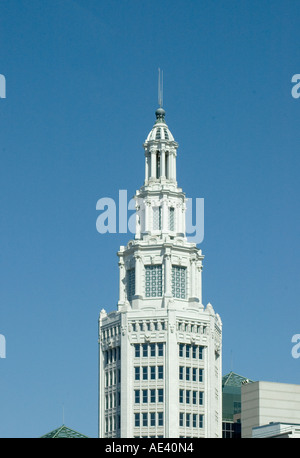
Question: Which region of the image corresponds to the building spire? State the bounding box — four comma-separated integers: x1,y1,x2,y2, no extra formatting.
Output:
156,68,166,123
158,68,163,108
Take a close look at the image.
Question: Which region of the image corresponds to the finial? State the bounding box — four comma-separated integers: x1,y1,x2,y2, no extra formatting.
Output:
158,68,163,108
155,68,166,123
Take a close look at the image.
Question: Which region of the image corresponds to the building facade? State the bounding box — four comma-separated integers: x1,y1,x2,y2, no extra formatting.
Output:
241,381,300,438
98,106,222,438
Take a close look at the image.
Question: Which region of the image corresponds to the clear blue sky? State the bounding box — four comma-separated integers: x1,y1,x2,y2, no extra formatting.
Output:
0,0,299,438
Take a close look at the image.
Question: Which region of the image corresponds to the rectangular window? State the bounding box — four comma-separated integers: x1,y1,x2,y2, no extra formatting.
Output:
186,390,190,404
179,343,184,357
142,389,148,403
199,346,204,360
142,366,148,380
135,390,140,404
179,389,184,403
179,366,183,380
135,413,140,427
192,368,197,382
169,207,175,231
158,366,163,379
142,413,148,427
157,343,163,357
186,413,190,428
150,343,156,357
193,391,197,405
199,414,204,428
135,367,140,381
150,389,156,403
158,389,163,403
158,412,163,426
153,206,162,230
150,366,156,380
179,412,184,427
150,412,156,427
199,368,203,382
186,345,190,358
142,344,148,357
145,265,162,298
199,391,204,405
192,346,197,359
186,367,190,381
193,414,197,428
172,266,186,299
127,268,135,301
134,344,140,358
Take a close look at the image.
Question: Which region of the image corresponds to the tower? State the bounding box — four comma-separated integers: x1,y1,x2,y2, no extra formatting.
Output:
98,101,222,438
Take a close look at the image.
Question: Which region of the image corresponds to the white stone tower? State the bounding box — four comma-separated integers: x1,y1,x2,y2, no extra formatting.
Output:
98,104,222,438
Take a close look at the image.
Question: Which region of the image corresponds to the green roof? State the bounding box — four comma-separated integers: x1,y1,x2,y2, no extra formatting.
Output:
222,371,254,388
40,424,88,438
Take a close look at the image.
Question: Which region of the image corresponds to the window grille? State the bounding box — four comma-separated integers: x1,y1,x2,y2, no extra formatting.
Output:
153,206,162,230
127,268,135,301
169,207,175,231
172,266,186,299
145,265,162,297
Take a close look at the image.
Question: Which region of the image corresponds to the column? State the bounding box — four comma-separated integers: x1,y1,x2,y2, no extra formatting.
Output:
196,262,203,303
190,257,196,299
118,259,126,309
144,199,151,233
134,253,142,298
169,153,174,180
164,252,172,297
145,154,149,181
162,196,168,233
150,150,156,179
173,152,177,181
161,149,165,178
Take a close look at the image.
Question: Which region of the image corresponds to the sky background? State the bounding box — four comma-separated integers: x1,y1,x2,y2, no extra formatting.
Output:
0,0,299,438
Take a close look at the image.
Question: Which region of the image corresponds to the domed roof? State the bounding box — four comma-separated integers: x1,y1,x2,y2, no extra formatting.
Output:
145,107,175,143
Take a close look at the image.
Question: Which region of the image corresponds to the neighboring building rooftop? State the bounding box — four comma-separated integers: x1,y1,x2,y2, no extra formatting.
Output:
252,422,300,438
222,371,254,423
222,371,253,388
40,424,88,438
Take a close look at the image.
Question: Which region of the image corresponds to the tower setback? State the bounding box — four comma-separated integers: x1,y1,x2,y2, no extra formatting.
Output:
98,106,222,438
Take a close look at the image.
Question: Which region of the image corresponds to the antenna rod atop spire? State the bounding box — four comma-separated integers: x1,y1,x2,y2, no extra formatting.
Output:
158,68,163,108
